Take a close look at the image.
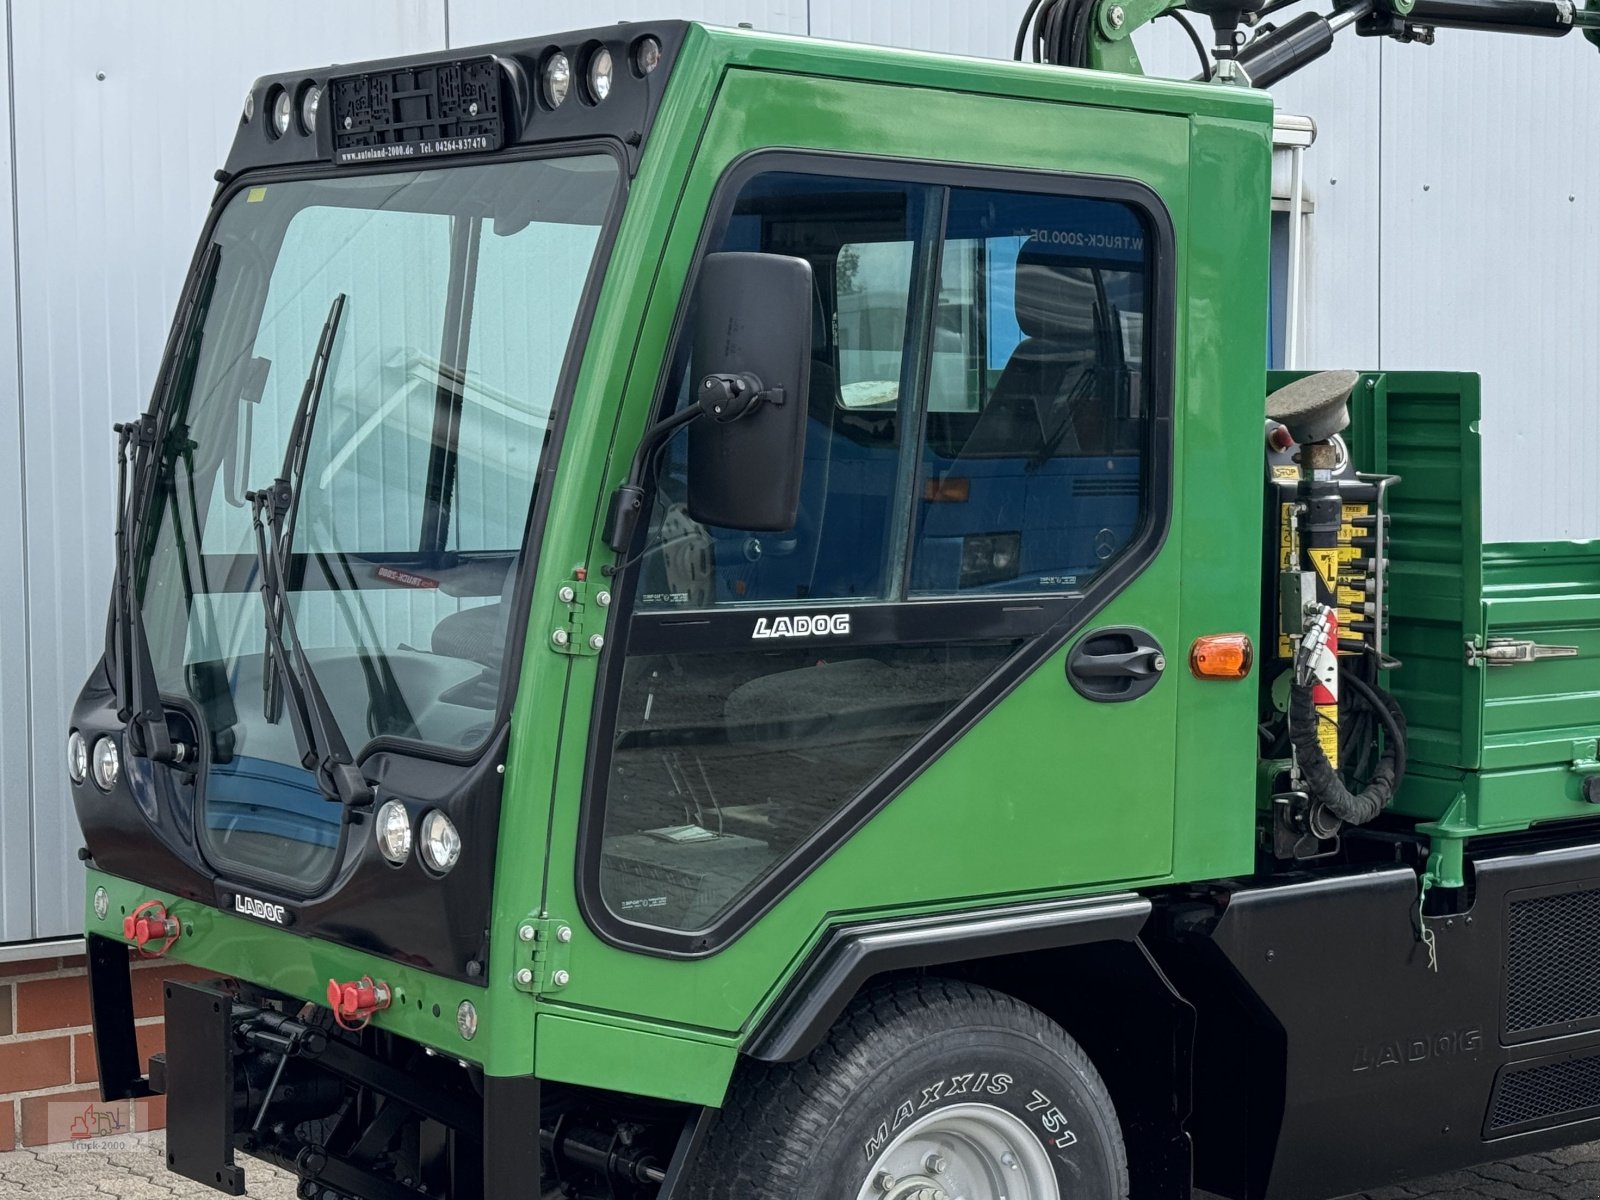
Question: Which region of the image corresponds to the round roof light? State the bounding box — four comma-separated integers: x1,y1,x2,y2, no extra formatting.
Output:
91,736,121,792
67,730,89,786
299,83,321,134
242,88,255,125
375,799,412,865
542,52,571,108
588,47,614,102
633,36,663,76
420,810,462,874
270,87,293,138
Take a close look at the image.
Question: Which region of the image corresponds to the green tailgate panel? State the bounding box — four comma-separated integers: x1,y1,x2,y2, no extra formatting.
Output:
1309,370,1600,834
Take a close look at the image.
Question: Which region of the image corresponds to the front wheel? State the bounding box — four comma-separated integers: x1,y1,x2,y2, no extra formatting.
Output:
685,979,1129,1200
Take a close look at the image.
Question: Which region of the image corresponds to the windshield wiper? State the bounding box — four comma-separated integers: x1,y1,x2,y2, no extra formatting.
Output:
246,292,372,807
109,242,223,764
112,414,176,763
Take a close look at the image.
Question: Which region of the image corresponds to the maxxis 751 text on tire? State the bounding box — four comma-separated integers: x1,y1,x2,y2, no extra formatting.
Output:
684,978,1129,1200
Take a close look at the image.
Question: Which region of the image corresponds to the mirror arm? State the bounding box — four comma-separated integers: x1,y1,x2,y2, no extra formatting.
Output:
602,372,784,559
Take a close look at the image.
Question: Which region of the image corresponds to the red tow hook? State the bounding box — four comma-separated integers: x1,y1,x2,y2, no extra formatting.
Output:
123,900,182,958
327,976,392,1031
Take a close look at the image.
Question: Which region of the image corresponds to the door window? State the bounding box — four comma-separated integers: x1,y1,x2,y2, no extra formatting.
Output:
590,161,1167,944
912,188,1152,595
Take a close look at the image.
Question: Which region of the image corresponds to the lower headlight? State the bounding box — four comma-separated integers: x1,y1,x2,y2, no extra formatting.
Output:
67,731,89,785
420,810,461,874
375,800,412,865
91,736,121,791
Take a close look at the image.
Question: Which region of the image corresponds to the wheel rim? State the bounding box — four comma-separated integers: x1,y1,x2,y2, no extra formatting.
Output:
854,1102,1060,1200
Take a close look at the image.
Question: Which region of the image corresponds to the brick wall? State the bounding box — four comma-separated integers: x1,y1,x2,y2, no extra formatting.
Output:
0,949,210,1149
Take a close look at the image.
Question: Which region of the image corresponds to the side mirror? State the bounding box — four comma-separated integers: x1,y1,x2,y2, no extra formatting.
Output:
686,251,813,531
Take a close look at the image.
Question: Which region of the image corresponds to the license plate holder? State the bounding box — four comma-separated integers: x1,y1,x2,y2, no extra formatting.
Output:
163,980,246,1195
328,56,508,166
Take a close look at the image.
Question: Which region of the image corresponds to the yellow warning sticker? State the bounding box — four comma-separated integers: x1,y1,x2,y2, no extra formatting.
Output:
1316,703,1340,766
246,186,268,203
1308,547,1343,594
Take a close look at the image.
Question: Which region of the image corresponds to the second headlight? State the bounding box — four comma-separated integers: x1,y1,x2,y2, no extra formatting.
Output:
420,810,461,874
587,47,613,102
543,52,571,108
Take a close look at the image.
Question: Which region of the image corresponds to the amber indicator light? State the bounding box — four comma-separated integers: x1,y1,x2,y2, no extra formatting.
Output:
1190,633,1253,680
923,476,971,503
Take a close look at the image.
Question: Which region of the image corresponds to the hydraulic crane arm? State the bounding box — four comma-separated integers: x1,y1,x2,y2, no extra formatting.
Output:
1024,0,1600,86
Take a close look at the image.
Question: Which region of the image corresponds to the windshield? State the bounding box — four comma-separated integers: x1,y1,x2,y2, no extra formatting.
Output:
133,153,620,891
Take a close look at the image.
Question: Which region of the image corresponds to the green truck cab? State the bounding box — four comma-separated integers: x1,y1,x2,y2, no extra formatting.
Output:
69,6,1600,1199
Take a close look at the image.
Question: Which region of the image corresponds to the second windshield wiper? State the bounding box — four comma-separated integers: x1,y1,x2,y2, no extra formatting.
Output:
246,292,372,808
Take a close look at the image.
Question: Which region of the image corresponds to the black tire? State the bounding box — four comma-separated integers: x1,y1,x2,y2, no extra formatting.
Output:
684,978,1129,1199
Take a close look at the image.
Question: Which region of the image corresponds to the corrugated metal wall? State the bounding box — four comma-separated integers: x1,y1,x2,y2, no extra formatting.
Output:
2,0,1596,943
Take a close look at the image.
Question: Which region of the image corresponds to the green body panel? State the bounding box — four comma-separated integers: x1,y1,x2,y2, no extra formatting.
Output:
86,869,485,1057
524,33,1270,1101
87,26,1273,1107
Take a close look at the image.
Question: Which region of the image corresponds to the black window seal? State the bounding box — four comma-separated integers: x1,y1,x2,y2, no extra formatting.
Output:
574,147,1178,959
137,139,628,839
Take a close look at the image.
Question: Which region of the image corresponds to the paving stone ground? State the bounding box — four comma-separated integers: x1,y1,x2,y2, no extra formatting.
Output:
1,1136,1597,1198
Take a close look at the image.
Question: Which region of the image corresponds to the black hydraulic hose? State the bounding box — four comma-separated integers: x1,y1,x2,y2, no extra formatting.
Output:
1290,675,1407,826
1015,0,1048,58
1162,9,1213,76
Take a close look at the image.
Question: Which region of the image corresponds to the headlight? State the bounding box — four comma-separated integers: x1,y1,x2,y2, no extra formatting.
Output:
420,810,461,874
67,731,88,785
91,736,121,792
587,47,613,102
271,87,293,137
542,52,571,108
633,36,662,76
375,800,412,865
299,83,321,134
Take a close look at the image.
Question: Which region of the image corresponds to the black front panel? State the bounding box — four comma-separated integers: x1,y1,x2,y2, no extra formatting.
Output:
225,22,689,178
1151,840,1600,1200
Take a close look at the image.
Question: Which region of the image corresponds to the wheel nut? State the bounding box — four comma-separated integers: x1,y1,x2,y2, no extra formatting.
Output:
875,1171,896,1192
925,1153,947,1173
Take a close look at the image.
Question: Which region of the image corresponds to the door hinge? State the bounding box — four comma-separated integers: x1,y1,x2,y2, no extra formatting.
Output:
546,572,613,658
512,917,574,995
1464,637,1581,668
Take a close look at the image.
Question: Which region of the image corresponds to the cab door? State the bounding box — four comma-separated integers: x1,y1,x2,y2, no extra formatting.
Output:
574,151,1182,960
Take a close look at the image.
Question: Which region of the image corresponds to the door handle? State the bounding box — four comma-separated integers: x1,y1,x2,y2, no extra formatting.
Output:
1067,627,1166,702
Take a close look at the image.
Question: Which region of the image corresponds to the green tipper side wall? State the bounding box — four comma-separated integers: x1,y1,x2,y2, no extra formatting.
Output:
85,26,1274,1111
1280,370,1600,888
